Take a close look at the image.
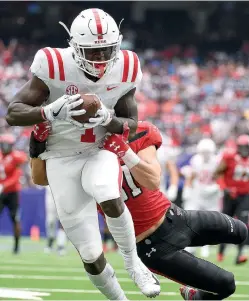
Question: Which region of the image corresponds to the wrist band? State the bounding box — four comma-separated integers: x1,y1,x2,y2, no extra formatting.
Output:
41,107,47,121
122,148,140,169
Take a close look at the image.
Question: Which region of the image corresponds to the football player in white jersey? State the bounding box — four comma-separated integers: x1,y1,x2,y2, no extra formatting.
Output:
183,138,222,257
44,186,67,255
156,133,179,201
6,8,160,300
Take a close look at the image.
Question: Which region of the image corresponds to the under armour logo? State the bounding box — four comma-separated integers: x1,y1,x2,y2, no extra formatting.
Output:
146,247,156,257
110,142,121,151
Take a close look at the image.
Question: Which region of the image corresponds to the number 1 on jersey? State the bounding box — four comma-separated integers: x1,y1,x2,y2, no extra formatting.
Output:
81,128,96,143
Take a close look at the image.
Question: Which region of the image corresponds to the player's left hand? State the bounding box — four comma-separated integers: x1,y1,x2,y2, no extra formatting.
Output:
33,121,52,142
101,122,130,158
166,185,178,201
83,101,112,129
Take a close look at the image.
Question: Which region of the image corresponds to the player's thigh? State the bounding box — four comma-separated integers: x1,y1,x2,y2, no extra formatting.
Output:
187,210,246,246
46,155,89,215
5,192,20,223
138,244,233,295
222,191,237,216
236,194,249,225
46,156,103,262
82,150,122,203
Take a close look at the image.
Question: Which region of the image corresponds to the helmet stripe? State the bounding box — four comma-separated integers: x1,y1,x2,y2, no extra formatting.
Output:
131,52,138,82
122,50,129,82
42,48,55,79
92,9,103,39
52,48,65,81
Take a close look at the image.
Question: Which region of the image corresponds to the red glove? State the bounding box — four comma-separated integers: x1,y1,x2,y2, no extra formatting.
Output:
102,123,130,158
102,123,140,169
33,121,51,142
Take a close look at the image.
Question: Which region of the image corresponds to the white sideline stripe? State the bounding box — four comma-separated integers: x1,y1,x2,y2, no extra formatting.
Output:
1,274,249,286
0,266,130,275
1,265,249,280
1,263,249,277
14,288,249,299
0,288,49,300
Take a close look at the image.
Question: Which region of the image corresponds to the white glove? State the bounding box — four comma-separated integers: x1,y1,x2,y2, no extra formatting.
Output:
83,101,112,129
166,185,178,201
0,184,4,195
43,94,86,127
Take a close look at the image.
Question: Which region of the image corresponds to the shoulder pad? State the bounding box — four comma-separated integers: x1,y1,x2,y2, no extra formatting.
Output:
30,47,66,82
119,50,142,86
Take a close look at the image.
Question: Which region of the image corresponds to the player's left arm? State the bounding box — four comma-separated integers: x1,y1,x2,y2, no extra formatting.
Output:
104,88,138,137
130,145,161,190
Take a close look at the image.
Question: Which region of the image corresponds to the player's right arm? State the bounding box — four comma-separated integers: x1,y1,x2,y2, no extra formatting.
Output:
6,48,85,127
6,75,49,126
213,157,227,180
103,122,162,190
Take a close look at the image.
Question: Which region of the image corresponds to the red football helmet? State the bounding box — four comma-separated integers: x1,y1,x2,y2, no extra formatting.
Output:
237,135,249,158
0,134,15,155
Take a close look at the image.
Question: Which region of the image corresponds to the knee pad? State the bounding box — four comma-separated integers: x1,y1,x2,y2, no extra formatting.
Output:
235,219,248,244
217,271,235,298
78,243,103,263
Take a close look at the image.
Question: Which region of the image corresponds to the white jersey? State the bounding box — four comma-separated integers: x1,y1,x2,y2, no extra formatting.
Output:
190,153,221,203
30,47,142,159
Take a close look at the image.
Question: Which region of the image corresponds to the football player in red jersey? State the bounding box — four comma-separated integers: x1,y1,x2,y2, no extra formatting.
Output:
214,134,249,265
30,121,247,301
0,134,27,253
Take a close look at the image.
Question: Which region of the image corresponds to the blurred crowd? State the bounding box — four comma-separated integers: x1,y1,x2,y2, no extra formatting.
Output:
1,39,249,186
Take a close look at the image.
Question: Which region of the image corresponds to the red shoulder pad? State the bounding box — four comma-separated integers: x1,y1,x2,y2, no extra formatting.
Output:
130,121,162,153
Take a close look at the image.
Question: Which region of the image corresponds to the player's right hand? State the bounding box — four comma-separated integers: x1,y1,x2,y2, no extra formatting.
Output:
42,94,86,127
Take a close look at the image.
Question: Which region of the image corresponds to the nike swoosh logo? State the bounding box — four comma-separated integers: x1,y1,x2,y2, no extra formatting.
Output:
152,274,160,286
52,102,66,117
107,86,118,91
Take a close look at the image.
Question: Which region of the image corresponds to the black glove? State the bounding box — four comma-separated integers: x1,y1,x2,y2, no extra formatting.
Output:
29,131,46,158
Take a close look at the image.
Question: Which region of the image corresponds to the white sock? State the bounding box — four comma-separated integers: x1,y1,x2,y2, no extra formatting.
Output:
201,245,209,258
56,228,67,249
46,220,56,240
87,263,127,300
185,246,196,255
105,206,138,269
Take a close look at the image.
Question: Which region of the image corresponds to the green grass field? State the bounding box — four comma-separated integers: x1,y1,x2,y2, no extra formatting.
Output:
0,237,248,301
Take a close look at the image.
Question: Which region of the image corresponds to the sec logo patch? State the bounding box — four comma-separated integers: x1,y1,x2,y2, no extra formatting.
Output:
66,85,79,95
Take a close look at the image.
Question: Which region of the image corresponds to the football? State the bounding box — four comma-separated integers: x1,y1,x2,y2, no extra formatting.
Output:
72,93,101,123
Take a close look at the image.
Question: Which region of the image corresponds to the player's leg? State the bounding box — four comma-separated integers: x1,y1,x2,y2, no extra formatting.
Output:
234,194,249,264
44,187,57,253
56,222,67,256
218,190,238,260
46,155,127,300
5,192,21,254
82,149,160,297
137,205,236,300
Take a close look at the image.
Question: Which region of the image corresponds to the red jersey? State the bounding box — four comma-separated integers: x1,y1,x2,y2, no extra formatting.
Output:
222,150,249,196
0,150,27,193
121,121,171,236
